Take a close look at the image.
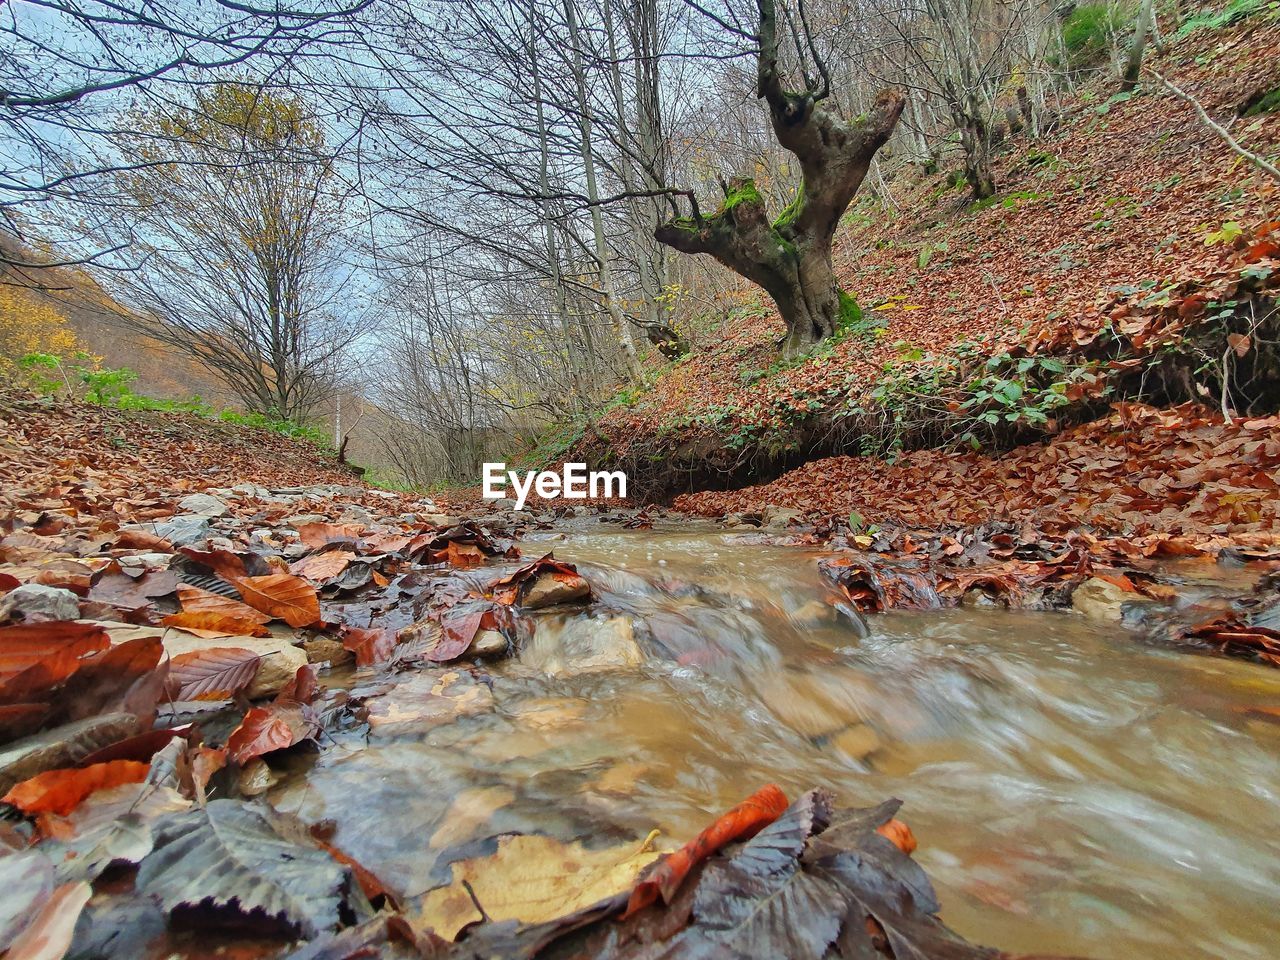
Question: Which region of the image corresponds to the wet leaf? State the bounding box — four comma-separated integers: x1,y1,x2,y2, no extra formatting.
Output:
2,760,150,816
226,703,317,764
416,832,663,941
160,611,271,638
289,550,357,583
136,799,350,936
339,625,396,668
176,583,270,625
625,782,789,917
3,880,91,960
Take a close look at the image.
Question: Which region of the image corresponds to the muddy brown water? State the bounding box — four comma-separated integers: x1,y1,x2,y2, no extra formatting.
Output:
273,525,1280,960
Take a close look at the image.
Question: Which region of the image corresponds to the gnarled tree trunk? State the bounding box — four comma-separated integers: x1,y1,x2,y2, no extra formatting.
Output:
654,0,903,356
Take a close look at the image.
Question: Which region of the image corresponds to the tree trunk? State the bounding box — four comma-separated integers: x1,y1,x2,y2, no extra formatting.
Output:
654,0,903,356
563,0,644,382
1123,0,1156,92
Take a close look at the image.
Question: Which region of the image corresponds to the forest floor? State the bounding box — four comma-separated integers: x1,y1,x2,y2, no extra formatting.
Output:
570,15,1280,554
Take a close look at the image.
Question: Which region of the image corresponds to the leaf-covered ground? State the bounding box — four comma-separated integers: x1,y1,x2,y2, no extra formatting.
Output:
575,18,1280,484
677,403,1280,553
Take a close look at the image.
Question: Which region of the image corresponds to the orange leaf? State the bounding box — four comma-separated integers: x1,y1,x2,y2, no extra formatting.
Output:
229,574,321,628
0,621,109,686
176,584,270,625
876,818,918,855
2,760,149,816
624,783,788,918
295,522,364,549
161,611,270,638
434,541,484,569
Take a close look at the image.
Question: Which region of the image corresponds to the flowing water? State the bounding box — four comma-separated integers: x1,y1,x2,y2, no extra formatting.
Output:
273,524,1280,960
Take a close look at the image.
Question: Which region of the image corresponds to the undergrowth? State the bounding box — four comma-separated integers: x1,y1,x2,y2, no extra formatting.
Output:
15,354,332,448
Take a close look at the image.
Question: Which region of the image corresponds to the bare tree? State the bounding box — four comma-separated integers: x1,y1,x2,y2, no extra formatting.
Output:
0,0,369,269
656,0,904,356
105,84,358,422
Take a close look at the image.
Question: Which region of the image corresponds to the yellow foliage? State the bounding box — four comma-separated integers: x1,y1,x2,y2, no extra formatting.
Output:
0,287,87,372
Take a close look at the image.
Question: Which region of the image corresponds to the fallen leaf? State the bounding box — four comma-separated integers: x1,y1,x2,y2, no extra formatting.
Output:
160,611,270,638
230,574,321,628
169,647,262,701
176,584,270,625
225,703,316,764
2,760,150,816
624,782,789,917
416,832,663,941
339,625,396,668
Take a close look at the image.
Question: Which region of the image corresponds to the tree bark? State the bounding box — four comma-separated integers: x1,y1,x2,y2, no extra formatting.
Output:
655,0,903,356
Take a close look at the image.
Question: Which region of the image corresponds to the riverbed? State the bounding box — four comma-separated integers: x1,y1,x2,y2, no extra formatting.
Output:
273,524,1280,960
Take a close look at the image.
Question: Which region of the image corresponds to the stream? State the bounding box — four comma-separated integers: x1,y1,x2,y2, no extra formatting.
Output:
272,523,1280,960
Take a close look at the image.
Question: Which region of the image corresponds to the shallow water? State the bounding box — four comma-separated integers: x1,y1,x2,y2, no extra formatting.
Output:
273,526,1280,960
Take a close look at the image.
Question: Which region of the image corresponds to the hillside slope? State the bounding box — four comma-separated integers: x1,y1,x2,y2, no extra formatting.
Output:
572,16,1280,514
0,392,392,520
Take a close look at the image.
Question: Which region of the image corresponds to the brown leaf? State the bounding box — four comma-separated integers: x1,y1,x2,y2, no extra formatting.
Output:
277,664,320,705
435,541,485,569
289,550,356,583
339,625,396,668
230,574,321,628
176,584,271,625
169,647,262,701
295,522,364,549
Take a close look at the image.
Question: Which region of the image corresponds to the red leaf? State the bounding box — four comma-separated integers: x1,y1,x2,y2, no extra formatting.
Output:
624,783,789,918
277,664,320,705
0,621,109,686
225,704,315,764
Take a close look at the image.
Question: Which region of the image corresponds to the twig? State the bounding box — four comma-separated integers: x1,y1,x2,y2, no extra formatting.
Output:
1148,69,1280,183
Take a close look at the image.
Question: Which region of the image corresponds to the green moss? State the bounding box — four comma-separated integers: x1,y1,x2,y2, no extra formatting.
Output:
719,179,762,213
838,291,863,330
772,182,805,230
1244,86,1280,116
1177,0,1267,37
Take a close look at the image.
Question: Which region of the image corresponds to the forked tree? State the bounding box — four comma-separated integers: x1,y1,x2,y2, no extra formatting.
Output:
655,0,904,356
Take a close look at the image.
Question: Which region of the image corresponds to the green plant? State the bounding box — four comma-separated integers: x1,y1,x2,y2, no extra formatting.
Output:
1061,4,1129,67
1176,0,1273,37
